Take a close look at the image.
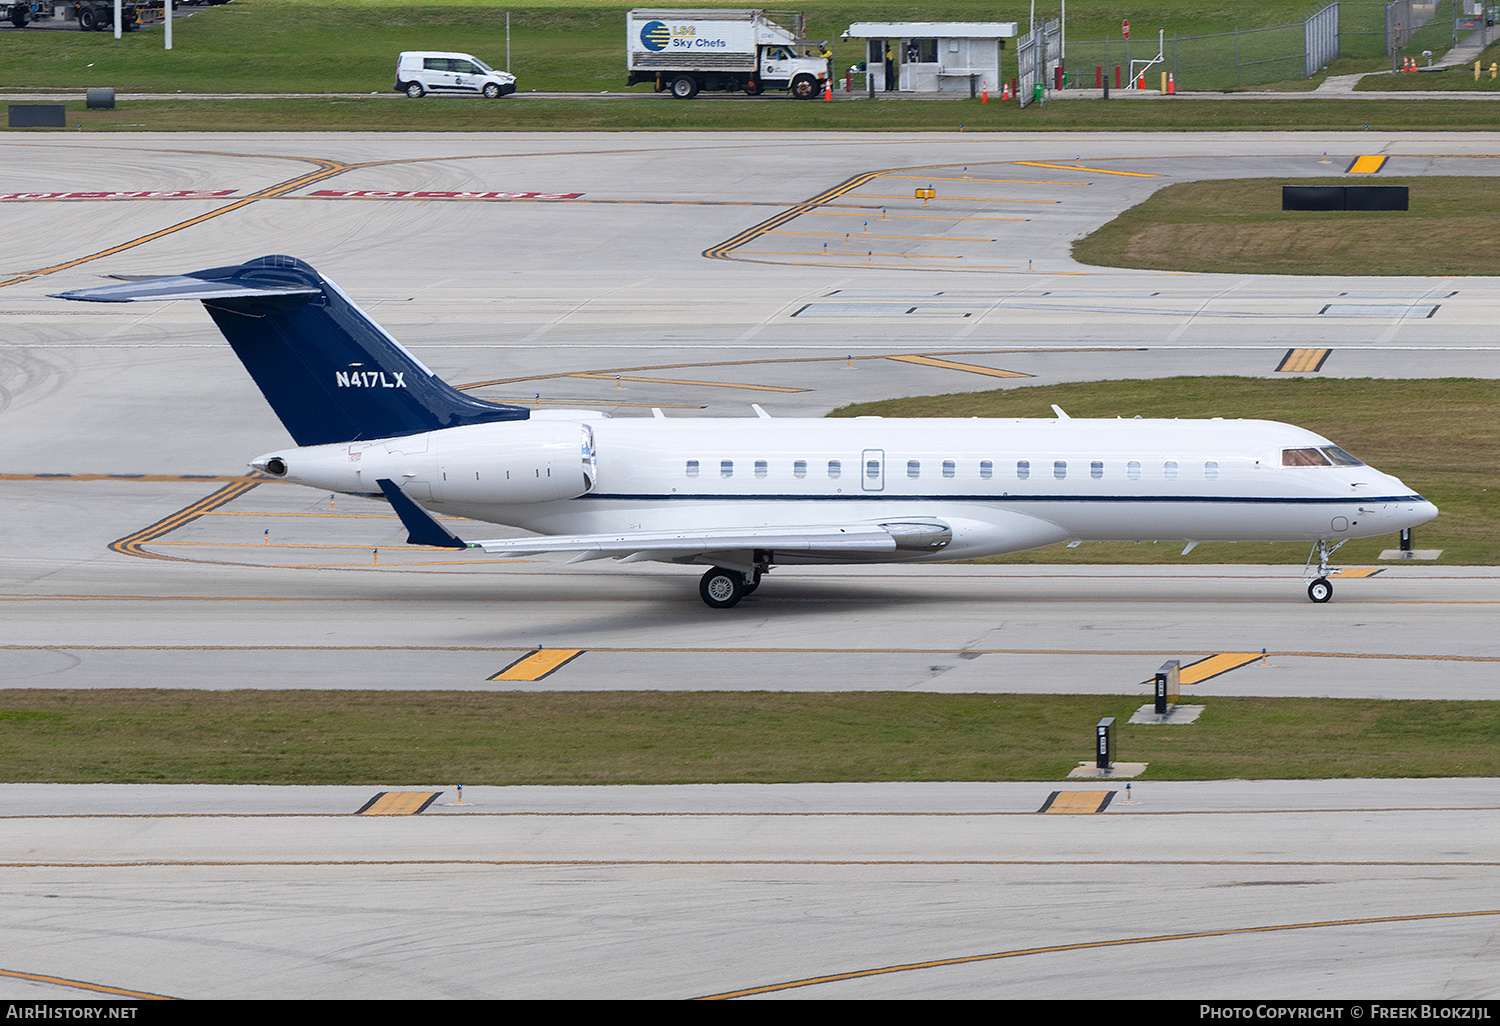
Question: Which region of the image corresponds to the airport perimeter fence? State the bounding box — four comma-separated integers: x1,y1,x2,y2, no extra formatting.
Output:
1053,0,1465,92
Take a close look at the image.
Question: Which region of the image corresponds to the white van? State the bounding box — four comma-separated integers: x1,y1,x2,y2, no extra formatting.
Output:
394,52,517,98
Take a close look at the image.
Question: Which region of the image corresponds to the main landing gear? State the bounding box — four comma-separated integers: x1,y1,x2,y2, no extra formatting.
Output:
698,565,764,609
1304,539,1346,604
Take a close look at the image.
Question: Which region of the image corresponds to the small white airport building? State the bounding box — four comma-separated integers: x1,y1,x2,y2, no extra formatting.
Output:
843,22,1019,94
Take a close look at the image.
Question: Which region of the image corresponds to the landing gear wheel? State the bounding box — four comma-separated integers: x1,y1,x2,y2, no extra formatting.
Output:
790,75,818,99
670,75,699,99
699,567,745,609
1308,577,1333,604
483,82,501,99
405,82,425,98
742,572,763,596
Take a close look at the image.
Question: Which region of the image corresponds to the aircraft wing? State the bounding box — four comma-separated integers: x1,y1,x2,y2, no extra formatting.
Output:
470,524,916,558
375,477,952,560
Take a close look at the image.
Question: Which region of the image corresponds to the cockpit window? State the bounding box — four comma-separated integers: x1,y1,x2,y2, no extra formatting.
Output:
1321,445,1364,466
1282,447,1331,467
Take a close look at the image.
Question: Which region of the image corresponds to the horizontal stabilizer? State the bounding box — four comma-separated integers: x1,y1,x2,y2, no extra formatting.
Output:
51,276,321,304
376,478,468,549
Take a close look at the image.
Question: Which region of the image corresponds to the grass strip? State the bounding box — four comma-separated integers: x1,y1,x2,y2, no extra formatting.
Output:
11,96,1500,133
833,377,1500,565
2,689,1498,784
1073,177,1500,277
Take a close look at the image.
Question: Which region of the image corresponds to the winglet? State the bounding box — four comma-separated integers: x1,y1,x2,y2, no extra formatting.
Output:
375,478,467,549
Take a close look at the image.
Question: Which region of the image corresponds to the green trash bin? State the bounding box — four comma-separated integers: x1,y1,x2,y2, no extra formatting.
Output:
1032,83,1043,100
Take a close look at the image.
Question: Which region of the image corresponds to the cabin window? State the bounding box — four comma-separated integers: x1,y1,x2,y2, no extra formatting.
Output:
720,459,733,478
1017,460,1030,480
1322,446,1363,466
866,459,880,480
1283,447,1331,467
828,459,842,479
1090,460,1103,480
1164,461,1178,480
1054,460,1067,480
686,460,699,478
1205,460,1219,480
979,460,993,480
794,459,807,479
1127,460,1141,480
755,459,768,479
907,459,921,479
942,460,955,479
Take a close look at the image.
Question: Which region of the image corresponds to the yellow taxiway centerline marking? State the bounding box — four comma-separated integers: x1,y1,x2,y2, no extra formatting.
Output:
807,210,1028,222
856,194,1060,204
1012,161,1162,177
698,909,1500,999
879,174,1089,186
568,372,806,393
490,648,586,682
769,230,1003,242
0,968,173,1000
886,354,1031,378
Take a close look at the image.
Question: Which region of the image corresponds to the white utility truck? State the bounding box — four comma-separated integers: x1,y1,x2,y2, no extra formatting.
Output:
627,9,829,99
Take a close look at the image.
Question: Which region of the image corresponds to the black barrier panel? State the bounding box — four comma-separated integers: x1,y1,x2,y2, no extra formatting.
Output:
1283,186,1345,211
86,88,115,110
1345,186,1408,211
8,105,66,129
1283,185,1410,211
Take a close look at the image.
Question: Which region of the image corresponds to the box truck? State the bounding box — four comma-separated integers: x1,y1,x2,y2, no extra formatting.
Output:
627,9,829,99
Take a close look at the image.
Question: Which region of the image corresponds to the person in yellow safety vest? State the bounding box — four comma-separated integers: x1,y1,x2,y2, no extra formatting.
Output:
884,44,895,90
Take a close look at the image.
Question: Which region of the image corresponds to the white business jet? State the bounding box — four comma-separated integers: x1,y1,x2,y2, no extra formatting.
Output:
55,256,1437,607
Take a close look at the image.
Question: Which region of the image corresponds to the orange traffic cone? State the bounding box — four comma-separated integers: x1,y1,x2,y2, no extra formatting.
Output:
1002,81,1011,100
1167,72,1175,94
823,79,832,100
981,83,989,103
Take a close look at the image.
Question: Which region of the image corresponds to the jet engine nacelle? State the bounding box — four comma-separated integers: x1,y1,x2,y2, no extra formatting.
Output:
253,421,597,507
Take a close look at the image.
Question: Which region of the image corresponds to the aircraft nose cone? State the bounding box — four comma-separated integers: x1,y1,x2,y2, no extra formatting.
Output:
1400,498,1439,528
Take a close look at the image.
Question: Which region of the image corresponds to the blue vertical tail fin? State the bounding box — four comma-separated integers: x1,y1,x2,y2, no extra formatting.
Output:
52,255,528,446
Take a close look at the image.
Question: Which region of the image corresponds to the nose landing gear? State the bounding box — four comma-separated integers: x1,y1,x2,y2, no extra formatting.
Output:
1303,540,1346,603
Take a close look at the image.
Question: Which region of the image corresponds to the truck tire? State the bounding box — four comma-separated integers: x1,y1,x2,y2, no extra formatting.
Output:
669,75,699,99
790,75,819,100
405,82,425,98
78,7,99,30
10,8,29,27
744,80,764,96
483,82,501,99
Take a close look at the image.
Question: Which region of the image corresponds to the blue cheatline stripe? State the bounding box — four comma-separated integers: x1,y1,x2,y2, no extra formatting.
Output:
577,493,1424,505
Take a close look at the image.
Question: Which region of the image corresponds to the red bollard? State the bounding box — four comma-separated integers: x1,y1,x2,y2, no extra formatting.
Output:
1096,65,1103,89
1115,65,1122,89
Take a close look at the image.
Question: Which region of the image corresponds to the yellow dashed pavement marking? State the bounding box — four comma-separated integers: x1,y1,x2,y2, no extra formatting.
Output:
490,648,586,682
1328,568,1385,579
1276,348,1331,373
1347,155,1388,174
887,355,1032,378
1040,791,1115,814
355,792,443,815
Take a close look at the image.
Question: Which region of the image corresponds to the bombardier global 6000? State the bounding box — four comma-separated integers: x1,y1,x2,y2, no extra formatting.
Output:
55,256,1438,607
